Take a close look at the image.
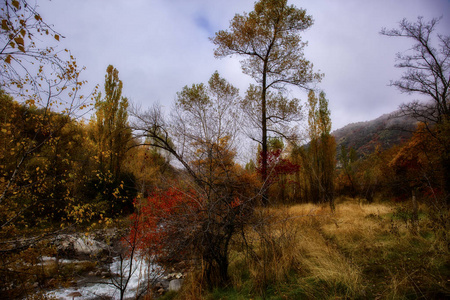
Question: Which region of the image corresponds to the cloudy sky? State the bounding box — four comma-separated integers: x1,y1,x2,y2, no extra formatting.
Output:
38,0,450,131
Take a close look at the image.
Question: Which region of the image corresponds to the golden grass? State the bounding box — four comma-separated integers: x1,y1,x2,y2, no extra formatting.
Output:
176,199,449,299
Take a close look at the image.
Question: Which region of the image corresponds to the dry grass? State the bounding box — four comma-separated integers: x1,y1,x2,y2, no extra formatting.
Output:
173,198,450,299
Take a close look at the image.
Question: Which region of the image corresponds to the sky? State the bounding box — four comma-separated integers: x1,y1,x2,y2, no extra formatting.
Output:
37,0,450,131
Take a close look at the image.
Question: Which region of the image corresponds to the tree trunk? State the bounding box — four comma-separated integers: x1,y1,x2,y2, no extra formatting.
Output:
261,61,268,206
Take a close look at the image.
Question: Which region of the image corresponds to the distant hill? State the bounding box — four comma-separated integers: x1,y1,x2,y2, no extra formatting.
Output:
332,112,418,156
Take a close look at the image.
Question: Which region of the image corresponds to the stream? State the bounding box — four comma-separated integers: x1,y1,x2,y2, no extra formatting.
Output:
45,255,162,300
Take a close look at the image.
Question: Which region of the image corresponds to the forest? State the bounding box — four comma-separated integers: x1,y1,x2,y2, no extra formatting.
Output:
0,0,449,299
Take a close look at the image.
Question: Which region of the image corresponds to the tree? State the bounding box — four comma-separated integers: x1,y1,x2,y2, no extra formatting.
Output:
212,0,322,205
381,17,450,199
131,72,257,286
94,65,130,177
92,65,134,215
255,138,300,204
381,17,449,125
337,145,359,199
0,0,90,225
1,0,88,112
306,90,336,209
122,142,173,197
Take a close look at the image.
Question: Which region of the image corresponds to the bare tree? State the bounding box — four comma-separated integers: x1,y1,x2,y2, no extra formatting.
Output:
381,17,449,124
381,17,450,199
130,73,258,287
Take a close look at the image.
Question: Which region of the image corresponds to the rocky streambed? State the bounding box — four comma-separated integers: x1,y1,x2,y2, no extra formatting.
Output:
40,230,185,299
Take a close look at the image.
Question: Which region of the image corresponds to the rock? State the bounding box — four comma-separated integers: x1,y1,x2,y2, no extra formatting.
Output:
169,279,183,292
158,288,165,294
73,236,106,256
160,280,170,289
67,291,82,298
54,234,109,258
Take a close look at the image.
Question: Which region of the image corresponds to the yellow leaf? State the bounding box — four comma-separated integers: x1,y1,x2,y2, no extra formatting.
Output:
54,34,60,41
14,37,24,46
12,0,19,9
1,20,8,31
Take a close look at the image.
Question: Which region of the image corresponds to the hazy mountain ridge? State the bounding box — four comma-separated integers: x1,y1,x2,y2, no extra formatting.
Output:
332,111,418,156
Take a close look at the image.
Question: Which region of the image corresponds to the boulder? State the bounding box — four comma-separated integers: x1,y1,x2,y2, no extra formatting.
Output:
168,279,183,292
73,236,106,256
54,234,108,258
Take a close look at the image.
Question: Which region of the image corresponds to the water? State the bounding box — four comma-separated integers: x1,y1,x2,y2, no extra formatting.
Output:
45,255,163,300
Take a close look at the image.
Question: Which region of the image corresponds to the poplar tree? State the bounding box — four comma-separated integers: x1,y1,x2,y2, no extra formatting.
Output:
94,65,130,179
307,90,336,210
212,0,322,205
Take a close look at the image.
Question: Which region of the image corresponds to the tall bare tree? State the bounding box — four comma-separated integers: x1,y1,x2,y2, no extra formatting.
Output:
381,17,450,199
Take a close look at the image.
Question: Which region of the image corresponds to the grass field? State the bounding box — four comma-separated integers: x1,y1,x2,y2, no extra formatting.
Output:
166,198,450,299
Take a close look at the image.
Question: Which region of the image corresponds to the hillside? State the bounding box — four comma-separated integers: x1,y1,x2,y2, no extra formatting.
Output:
332,112,418,156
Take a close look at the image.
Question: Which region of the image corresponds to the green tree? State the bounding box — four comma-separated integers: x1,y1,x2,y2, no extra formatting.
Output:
212,0,322,205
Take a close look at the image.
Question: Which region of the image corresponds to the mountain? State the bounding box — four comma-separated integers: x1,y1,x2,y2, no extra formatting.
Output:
332,112,418,156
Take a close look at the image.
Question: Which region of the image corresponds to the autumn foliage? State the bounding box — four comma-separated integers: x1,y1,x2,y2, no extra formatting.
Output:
127,187,199,257
256,149,300,185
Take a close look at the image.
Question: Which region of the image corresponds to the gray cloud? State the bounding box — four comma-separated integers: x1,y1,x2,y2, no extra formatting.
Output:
38,0,450,130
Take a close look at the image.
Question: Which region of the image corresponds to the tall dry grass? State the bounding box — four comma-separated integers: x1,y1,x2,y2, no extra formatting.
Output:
171,198,449,299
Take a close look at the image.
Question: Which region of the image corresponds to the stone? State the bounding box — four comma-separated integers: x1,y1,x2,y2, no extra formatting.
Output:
160,280,170,289
67,291,82,298
168,279,183,292
73,236,106,256
54,233,108,258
